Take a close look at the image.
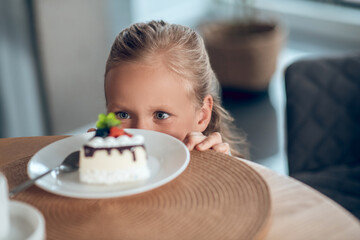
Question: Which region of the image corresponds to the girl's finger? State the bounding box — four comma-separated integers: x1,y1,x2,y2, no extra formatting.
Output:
184,132,206,151
195,132,222,151
212,142,230,155
87,128,96,132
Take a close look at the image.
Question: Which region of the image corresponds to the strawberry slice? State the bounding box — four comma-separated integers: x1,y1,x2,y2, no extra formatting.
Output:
109,127,134,138
124,132,133,137
109,127,124,137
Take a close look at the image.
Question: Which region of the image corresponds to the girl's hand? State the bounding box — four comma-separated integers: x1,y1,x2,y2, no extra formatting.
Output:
183,132,230,155
87,128,96,132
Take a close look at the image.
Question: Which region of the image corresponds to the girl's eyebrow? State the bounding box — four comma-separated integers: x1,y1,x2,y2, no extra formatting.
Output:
108,103,175,114
109,103,172,109
147,104,177,113
148,104,172,110
107,103,129,111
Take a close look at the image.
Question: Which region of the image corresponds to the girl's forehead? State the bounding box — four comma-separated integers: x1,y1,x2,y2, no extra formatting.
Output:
106,60,195,95
105,61,198,105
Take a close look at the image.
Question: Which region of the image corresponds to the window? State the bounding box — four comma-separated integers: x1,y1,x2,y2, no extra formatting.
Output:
308,0,360,8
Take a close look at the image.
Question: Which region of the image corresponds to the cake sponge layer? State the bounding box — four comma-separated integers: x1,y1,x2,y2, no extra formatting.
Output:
80,167,150,184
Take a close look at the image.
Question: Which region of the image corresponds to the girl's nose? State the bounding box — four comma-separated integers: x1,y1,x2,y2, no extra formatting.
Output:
131,119,152,130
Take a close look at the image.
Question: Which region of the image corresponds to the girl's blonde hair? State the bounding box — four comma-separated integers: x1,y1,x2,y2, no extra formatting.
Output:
105,20,248,158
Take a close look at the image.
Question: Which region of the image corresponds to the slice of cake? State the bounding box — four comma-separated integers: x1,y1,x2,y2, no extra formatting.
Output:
79,113,150,184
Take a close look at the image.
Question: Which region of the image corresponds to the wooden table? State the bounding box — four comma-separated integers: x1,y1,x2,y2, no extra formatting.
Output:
1,136,359,239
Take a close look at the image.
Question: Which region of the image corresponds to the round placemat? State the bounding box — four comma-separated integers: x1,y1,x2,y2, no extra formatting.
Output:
2,150,271,240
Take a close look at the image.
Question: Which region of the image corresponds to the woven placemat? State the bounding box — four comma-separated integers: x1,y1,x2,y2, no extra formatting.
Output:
1,150,271,240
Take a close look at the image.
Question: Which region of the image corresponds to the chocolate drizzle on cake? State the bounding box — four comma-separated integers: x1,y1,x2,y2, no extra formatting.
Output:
84,145,146,161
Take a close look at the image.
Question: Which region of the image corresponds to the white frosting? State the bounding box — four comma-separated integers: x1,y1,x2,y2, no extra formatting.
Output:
86,135,144,148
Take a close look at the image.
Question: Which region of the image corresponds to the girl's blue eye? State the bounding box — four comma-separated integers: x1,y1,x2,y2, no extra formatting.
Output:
116,112,130,119
155,112,170,120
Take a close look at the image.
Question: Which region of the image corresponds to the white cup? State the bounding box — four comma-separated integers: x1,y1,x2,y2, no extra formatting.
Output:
0,172,10,239
0,172,46,240
9,201,46,240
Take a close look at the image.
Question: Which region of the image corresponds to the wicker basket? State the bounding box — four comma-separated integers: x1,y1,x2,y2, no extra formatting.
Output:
199,21,285,92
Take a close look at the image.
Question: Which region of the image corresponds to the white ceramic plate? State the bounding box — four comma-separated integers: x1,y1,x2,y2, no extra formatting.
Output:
27,129,190,199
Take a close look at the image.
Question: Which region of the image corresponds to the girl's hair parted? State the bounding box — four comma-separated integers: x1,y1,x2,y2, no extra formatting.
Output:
105,20,248,158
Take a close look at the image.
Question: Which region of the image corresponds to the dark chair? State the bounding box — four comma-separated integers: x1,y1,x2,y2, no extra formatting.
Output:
285,53,360,219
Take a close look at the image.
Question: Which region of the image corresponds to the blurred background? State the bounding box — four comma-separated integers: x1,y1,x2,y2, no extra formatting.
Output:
1,0,360,175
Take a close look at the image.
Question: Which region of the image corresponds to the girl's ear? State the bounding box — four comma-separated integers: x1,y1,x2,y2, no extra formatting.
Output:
195,95,213,132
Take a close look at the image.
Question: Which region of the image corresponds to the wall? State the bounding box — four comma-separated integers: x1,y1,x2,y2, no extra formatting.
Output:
34,0,210,135
34,0,116,135
0,0,47,138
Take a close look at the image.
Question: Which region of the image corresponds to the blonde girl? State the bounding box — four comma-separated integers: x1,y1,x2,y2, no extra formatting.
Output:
102,20,247,158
